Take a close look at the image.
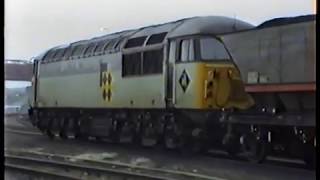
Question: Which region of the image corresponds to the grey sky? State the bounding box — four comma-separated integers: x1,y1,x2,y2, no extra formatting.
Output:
5,0,315,60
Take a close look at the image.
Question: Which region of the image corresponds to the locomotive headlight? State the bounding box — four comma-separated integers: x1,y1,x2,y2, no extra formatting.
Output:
208,69,216,79
208,70,214,79
228,69,233,77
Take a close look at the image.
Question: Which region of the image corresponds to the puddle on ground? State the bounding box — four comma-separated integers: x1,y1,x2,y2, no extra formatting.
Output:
129,157,156,168
69,152,119,162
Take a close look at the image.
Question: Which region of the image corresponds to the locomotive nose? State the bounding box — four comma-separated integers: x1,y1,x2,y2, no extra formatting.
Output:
202,64,254,109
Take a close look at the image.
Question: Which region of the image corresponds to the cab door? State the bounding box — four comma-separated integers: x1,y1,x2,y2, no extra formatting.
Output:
32,59,39,107
167,38,200,109
172,38,202,109
165,40,176,108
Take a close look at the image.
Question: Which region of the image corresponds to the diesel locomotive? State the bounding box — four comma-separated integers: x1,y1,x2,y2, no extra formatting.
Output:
28,15,315,167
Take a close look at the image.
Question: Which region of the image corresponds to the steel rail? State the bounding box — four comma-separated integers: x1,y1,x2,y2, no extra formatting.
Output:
5,154,175,180
5,128,43,136
5,163,79,180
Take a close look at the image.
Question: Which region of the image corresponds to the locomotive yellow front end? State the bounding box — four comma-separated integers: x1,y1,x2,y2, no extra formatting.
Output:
199,63,253,109
173,36,253,110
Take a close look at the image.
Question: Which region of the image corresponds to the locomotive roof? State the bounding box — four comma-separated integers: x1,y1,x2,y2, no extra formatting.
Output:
35,16,253,60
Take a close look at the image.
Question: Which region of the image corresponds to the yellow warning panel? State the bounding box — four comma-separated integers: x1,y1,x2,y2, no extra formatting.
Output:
101,71,113,102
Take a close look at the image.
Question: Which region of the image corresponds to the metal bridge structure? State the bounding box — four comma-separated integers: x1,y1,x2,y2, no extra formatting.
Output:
5,59,33,81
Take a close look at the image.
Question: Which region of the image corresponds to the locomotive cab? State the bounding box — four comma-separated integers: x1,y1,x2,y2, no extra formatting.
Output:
168,35,253,110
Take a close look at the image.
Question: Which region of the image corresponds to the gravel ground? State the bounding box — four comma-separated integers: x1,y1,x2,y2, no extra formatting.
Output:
4,115,316,180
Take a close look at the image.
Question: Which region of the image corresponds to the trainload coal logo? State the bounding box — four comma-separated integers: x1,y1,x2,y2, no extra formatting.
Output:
179,69,190,92
101,72,112,102
100,62,112,102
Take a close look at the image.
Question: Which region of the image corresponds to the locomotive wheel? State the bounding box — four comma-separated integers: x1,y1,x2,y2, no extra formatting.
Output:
303,141,315,169
109,119,120,143
95,136,102,141
76,133,88,141
226,143,240,157
31,118,36,126
31,115,38,127
58,118,68,139
37,118,46,132
163,121,183,150
110,132,120,143
223,134,241,157
119,121,134,143
190,128,208,154
132,120,142,146
45,118,55,139
163,116,195,156
141,122,158,147
36,119,42,130
74,119,87,140
163,122,192,156
33,113,41,128
240,132,267,163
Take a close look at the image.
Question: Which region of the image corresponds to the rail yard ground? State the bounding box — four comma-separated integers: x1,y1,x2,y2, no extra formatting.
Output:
4,114,316,180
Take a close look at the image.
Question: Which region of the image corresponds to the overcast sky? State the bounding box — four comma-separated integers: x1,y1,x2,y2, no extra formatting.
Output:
5,0,316,60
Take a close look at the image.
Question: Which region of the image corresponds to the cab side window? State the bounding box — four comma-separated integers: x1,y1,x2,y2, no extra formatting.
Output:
180,40,189,62
179,39,195,62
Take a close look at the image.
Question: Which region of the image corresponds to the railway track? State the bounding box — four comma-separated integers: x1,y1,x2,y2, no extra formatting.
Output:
5,127,311,170
5,149,225,180
5,126,315,180
6,115,315,168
